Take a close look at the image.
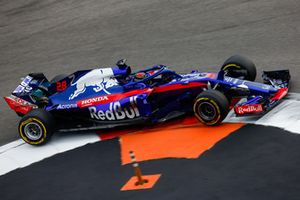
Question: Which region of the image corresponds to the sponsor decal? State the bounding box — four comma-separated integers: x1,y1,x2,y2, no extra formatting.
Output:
57,103,78,110
13,76,33,93
69,68,118,100
77,96,110,108
224,76,244,85
235,104,263,115
89,96,140,121
9,95,33,106
56,80,67,92
4,95,36,115
77,88,153,108
180,73,216,81
224,77,234,82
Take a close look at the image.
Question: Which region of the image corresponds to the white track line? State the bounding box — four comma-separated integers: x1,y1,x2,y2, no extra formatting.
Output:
0,139,24,154
0,133,100,176
256,99,300,134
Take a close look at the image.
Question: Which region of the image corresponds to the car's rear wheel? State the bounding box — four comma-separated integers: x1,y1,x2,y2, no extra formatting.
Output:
221,55,257,81
193,90,229,126
18,109,55,145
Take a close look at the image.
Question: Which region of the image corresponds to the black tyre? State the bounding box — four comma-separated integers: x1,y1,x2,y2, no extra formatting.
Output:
50,74,67,84
16,112,24,117
18,109,55,145
193,90,229,126
221,55,257,81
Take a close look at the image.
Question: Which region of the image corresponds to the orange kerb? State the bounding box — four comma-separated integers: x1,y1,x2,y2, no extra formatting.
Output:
121,174,161,191
120,120,244,165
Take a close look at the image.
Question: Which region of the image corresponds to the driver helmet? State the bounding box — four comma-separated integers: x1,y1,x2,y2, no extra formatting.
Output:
134,72,146,80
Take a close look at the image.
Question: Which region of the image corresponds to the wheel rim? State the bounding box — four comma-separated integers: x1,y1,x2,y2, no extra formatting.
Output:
24,122,43,141
198,102,217,121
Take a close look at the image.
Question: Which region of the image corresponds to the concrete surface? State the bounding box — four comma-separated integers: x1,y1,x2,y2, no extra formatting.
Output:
2,125,300,200
1,0,300,145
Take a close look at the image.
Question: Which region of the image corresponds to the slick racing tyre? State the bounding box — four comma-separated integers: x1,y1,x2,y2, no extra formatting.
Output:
221,55,257,81
193,90,229,126
18,109,55,145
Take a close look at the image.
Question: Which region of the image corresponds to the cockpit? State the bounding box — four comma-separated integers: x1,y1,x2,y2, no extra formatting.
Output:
114,59,181,89
128,65,181,88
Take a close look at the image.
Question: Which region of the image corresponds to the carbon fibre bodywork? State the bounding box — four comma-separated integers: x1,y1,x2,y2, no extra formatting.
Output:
4,63,290,132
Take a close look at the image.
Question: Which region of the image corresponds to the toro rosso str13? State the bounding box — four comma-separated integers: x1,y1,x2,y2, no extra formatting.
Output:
4,55,290,145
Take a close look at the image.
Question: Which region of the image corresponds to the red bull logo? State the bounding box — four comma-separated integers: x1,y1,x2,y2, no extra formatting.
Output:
88,96,140,120
235,104,263,115
69,68,118,100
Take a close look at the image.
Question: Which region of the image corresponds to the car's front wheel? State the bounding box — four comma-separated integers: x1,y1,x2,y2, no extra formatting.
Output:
193,90,229,126
221,55,257,81
18,109,55,145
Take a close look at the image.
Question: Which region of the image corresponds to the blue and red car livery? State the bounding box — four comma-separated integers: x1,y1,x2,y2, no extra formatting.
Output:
4,55,290,145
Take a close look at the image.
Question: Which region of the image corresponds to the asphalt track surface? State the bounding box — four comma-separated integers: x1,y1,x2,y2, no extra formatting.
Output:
1,0,300,145
1,125,300,200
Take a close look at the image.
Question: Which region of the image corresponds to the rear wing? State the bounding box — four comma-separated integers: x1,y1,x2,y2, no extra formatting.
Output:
4,73,50,116
12,73,50,98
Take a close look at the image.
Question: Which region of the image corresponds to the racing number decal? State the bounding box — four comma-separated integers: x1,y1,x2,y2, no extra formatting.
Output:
56,80,67,92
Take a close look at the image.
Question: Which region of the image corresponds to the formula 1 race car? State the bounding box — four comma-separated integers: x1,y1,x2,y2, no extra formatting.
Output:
4,55,290,145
